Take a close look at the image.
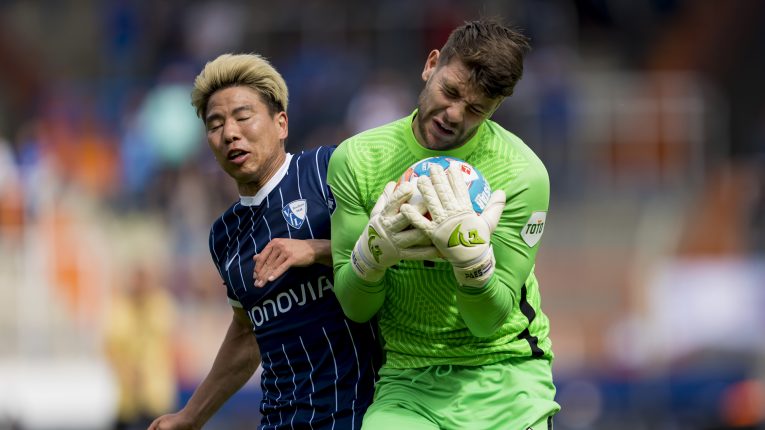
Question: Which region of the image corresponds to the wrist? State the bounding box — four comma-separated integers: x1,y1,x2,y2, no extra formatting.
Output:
175,406,204,430
351,239,386,282
451,247,495,288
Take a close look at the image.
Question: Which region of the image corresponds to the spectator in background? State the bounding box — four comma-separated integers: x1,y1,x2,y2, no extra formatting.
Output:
0,137,22,243
105,263,178,430
149,53,381,430
344,69,414,135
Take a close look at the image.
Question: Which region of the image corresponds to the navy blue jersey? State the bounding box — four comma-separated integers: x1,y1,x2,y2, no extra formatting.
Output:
209,146,381,430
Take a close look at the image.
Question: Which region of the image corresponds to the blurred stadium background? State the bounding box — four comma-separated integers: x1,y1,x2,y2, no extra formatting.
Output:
0,1,764,429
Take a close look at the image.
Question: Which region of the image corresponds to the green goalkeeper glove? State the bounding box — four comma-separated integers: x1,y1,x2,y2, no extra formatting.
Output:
401,164,506,288
351,181,438,282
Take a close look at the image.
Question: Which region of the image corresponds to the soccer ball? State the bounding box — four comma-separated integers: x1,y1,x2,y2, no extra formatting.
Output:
396,156,491,213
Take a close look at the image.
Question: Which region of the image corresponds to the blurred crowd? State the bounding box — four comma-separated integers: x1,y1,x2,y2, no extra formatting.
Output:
1,1,764,429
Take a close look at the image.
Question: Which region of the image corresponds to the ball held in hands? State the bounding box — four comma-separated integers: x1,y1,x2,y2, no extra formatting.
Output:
395,156,491,218
399,161,507,288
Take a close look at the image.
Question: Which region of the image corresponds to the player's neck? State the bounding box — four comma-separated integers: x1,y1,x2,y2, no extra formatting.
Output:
238,152,292,204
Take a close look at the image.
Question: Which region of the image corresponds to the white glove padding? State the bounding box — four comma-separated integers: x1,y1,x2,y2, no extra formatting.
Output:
351,181,439,282
400,164,506,288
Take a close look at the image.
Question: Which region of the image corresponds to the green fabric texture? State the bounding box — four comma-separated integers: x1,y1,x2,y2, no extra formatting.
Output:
361,358,559,430
327,111,554,369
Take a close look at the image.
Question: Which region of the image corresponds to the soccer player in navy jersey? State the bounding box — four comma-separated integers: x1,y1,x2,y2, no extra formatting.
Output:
148,53,381,430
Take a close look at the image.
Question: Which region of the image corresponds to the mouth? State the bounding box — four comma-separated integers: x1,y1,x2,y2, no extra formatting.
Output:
433,118,455,137
227,149,249,165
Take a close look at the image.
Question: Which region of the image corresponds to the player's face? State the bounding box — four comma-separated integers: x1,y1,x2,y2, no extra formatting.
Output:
413,50,502,151
205,86,288,195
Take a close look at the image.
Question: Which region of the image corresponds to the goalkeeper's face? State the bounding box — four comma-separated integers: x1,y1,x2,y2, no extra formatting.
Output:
413,50,501,151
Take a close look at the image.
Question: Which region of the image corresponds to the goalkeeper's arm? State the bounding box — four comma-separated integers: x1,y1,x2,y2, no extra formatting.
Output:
327,145,437,322
402,164,548,337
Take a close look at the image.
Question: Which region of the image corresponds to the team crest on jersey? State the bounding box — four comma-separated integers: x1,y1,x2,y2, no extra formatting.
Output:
282,199,307,229
521,211,547,247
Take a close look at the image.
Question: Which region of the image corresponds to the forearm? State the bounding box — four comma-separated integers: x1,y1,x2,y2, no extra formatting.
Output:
456,164,549,337
455,276,514,337
333,261,385,322
327,141,389,323
182,314,260,425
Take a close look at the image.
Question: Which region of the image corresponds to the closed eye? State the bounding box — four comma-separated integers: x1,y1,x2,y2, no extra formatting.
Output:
468,105,485,115
444,89,459,99
205,113,224,131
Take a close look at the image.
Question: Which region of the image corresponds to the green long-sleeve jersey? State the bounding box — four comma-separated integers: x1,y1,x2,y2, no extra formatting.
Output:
327,111,553,369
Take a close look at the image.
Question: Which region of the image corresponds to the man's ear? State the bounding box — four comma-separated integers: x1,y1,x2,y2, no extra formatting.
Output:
277,112,288,139
422,49,440,82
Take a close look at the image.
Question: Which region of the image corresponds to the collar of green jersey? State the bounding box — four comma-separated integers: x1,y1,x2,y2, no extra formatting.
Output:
405,109,486,160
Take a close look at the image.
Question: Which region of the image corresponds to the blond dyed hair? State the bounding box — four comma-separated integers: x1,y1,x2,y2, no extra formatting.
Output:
190,53,289,120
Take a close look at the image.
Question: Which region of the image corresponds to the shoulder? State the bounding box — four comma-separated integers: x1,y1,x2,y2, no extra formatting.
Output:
475,121,549,190
484,121,536,158
327,118,410,204
297,145,337,159
207,201,242,265
485,121,544,165
209,201,242,237
338,116,410,160
294,145,336,171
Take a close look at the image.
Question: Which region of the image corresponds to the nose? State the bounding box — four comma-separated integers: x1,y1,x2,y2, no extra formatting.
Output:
222,118,241,143
444,102,466,125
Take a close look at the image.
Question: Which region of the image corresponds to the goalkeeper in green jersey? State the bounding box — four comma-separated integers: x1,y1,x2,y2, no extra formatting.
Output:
327,19,560,430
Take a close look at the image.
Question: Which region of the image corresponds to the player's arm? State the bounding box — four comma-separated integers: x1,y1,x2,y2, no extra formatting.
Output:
326,143,387,323
253,238,331,287
402,163,549,337
454,164,549,337
148,307,260,430
328,143,438,322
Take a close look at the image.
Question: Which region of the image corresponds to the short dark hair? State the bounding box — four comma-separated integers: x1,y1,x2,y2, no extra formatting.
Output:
438,19,531,98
